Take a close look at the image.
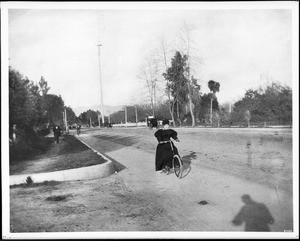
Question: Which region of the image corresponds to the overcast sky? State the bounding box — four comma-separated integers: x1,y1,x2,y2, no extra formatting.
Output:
5,2,297,110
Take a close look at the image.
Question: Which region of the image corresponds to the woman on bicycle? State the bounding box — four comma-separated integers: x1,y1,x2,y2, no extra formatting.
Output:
154,119,180,173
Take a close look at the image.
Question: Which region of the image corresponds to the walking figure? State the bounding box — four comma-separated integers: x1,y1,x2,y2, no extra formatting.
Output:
76,125,81,136
53,124,61,143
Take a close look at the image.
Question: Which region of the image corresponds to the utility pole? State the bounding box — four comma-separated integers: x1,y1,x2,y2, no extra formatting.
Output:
135,106,138,125
64,108,68,132
62,111,64,127
97,43,105,126
210,97,213,125
108,110,110,124
97,10,105,126
97,110,101,128
124,106,127,126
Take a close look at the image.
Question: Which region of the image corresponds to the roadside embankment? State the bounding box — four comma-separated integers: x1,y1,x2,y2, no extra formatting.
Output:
9,134,116,185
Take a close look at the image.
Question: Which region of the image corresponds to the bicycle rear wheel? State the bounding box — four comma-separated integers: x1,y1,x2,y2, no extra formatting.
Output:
173,155,183,179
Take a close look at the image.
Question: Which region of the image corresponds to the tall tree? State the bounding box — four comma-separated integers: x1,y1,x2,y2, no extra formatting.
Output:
198,93,219,125
178,22,203,127
9,68,38,130
156,38,176,126
43,94,65,126
163,51,189,126
208,80,220,124
38,76,50,96
65,106,77,125
79,109,99,126
190,76,201,123
138,56,161,117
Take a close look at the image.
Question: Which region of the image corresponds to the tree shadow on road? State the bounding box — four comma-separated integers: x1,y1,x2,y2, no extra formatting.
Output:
180,151,197,178
232,194,275,231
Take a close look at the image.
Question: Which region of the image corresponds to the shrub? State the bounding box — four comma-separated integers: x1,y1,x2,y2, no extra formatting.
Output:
26,176,33,185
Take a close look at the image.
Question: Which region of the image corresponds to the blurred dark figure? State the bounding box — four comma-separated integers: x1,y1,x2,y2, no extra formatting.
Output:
151,118,158,129
53,124,61,143
232,194,274,231
147,117,158,130
76,125,81,136
12,124,17,145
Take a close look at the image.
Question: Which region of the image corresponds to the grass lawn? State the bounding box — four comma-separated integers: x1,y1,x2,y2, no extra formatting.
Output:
9,134,107,175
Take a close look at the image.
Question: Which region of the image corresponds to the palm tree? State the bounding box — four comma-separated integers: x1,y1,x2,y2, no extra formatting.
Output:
208,80,220,125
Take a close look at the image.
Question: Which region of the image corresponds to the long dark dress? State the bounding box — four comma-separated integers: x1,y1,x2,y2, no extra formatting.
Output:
154,129,179,171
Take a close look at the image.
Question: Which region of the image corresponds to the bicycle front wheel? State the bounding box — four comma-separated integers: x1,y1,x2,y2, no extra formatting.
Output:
173,155,183,179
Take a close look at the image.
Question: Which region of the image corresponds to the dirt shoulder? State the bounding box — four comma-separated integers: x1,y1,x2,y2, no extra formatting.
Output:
9,134,107,175
10,175,177,233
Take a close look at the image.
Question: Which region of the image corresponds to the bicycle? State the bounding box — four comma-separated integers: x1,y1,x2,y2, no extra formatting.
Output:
160,140,183,179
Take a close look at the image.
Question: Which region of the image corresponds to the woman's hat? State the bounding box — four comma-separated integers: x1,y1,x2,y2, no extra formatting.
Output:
162,119,170,125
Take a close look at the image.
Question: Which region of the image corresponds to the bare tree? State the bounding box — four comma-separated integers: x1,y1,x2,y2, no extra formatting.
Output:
138,56,161,117
155,38,177,126
177,22,203,127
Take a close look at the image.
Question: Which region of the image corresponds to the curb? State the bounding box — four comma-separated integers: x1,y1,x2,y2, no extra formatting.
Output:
10,134,116,186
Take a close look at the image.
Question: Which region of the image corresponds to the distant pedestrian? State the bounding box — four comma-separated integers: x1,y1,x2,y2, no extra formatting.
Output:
154,119,180,173
76,125,81,136
53,124,61,143
12,124,17,144
10,124,18,145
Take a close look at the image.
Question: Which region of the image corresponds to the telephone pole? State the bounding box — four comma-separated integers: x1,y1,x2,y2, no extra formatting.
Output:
65,108,68,132
124,106,127,126
135,106,138,125
97,10,105,126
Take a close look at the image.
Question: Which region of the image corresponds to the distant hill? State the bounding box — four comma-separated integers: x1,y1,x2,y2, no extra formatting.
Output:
73,105,123,116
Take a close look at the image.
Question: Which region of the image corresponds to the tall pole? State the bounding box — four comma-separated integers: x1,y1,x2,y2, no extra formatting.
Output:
135,106,138,124
64,108,68,132
97,44,103,107
97,111,101,128
124,106,127,126
97,10,105,126
210,97,213,125
62,111,64,127
97,44,105,125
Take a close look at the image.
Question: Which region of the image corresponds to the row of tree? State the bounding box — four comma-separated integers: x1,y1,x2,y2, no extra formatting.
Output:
230,82,292,126
136,23,224,127
108,80,292,127
9,67,78,140
137,47,221,127
135,22,292,128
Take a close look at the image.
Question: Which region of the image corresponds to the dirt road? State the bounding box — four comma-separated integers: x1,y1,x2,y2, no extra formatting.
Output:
75,127,294,231
9,127,295,237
